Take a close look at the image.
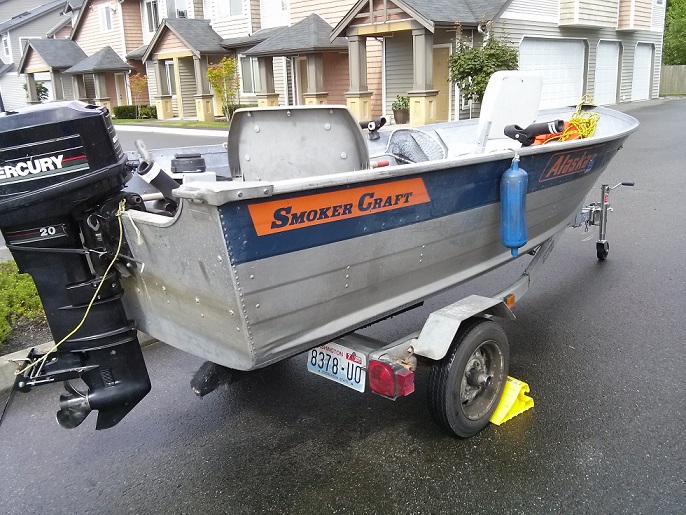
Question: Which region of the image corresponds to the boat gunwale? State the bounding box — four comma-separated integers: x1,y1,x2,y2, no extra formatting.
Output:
174,107,638,205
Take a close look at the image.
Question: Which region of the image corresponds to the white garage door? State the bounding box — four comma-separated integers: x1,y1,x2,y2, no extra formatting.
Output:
519,38,586,109
594,41,620,105
631,43,653,101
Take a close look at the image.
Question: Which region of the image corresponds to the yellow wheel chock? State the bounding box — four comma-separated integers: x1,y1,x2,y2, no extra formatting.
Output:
490,376,534,426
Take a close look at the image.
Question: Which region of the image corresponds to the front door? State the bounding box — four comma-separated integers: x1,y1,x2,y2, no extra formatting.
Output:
296,57,308,105
114,73,128,106
433,46,450,122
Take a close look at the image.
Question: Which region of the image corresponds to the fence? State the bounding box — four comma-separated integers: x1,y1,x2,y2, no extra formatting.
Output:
660,65,686,95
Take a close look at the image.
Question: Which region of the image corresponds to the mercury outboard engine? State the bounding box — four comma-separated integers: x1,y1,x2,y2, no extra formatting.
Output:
0,101,150,429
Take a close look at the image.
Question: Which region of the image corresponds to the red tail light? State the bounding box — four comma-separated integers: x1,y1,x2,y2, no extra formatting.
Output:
368,360,415,399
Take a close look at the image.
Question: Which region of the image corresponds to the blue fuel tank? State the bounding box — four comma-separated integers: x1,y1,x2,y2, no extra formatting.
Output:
500,157,528,257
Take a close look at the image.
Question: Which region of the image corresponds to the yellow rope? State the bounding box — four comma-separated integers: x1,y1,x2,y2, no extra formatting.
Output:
15,199,127,377
544,94,600,143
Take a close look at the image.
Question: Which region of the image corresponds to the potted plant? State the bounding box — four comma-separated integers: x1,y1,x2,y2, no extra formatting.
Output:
392,95,410,124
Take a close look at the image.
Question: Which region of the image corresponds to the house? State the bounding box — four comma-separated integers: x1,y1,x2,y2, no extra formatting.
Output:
328,0,667,125
63,0,152,109
17,37,86,103
141,17,226,120
0,0,65,110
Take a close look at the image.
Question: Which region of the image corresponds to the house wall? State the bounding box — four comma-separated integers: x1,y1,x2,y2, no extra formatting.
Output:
122,0,144,55
209,0,252,38
367,39,382,118
290,0,357,25
0,73,28,111
155,30,189,54
559,0,619,27
5,12,65,65
384,31,412,118
322,52,349,105
178,56,197,116
260,0,289,29
105,73,117,101
497,3,664,103
73,0,126,56
25,50,49,72
146,60,158,98
53,24,73,39
618,0,654,29
250,0,261,32
192,0,204,18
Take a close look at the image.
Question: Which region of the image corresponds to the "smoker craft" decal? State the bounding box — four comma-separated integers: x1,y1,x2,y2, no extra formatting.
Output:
248,178,431,236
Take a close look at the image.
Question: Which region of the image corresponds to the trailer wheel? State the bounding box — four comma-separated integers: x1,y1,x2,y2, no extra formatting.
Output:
428,318,509,437
596,241,609,261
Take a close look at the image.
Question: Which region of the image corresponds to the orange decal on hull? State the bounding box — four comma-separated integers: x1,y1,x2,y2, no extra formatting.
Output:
248,178,431,236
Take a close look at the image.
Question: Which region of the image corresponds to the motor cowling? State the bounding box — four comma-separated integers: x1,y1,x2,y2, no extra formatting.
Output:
0,101,150,430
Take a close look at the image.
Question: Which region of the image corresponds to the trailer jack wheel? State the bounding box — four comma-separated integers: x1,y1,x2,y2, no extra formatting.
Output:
428,318,509,437
596,241,609,261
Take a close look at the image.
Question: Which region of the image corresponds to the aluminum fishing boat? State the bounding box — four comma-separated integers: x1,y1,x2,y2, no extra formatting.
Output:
0,71,638,436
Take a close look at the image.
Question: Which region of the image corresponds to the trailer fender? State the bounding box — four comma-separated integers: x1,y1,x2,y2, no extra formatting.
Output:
413,295,515,361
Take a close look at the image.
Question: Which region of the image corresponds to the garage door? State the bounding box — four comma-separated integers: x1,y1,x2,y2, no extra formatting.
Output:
631,43,653,101
594,41,621,105
519,38,586,109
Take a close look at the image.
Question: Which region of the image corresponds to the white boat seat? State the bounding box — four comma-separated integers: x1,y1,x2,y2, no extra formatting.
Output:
439,70,543,158
385,128,447,163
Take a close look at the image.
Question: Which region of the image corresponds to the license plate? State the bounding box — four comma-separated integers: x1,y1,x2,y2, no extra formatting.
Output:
307,343,366,392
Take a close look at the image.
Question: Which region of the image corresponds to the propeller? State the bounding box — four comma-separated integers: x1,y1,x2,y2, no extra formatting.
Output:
56,382,91,429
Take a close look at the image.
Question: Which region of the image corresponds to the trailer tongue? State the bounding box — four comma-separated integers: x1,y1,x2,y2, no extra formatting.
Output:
0,102,150,429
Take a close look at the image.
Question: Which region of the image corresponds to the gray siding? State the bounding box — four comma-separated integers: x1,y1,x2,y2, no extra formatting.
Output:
384,32,413,122
0,72,28,111
179,57,196,117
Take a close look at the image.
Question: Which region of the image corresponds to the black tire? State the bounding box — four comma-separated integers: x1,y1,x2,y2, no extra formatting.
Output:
428,318,509,438
596,241,609,261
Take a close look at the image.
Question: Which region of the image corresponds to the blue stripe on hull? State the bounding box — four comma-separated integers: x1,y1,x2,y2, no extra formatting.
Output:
222,140,622,265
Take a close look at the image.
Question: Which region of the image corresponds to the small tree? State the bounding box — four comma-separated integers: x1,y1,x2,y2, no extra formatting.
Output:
207,56,241,121
24,81,49,102
449,25,518,103
129,73,148,118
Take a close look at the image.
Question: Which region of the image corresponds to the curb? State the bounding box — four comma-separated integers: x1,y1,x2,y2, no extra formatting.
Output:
114,124,228,137
0,332,158,395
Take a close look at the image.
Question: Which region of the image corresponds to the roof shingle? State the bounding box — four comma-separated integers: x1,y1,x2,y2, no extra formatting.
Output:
245,14,347,57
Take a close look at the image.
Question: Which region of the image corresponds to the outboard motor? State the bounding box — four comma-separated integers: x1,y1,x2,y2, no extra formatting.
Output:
0,101,150,429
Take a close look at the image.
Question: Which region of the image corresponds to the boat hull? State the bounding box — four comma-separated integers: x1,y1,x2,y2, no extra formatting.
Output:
121,134,628,370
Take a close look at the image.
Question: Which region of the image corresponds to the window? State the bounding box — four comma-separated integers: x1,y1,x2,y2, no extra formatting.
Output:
2,36,10,58
99,5,113,31
145,0,159,32
165,61,176,95
240,56,260,94
218,0,243,17
281,0,289,11
167,0,187,19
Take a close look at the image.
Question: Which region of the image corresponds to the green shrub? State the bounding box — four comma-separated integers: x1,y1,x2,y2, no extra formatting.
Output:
112,104,138,119
138,104,157,119
0,261,45,346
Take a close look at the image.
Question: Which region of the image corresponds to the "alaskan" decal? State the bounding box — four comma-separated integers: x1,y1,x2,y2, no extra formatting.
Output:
540,147,600,183
248,178,430,236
